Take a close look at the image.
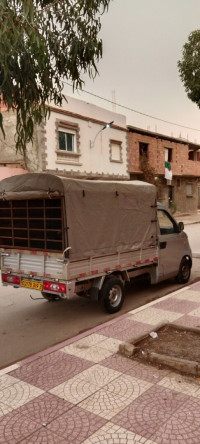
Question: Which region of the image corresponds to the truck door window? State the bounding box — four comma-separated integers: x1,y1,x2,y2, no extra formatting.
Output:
157,209,178,235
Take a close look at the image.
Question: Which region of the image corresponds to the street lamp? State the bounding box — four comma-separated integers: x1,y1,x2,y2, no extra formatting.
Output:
90,121,114,149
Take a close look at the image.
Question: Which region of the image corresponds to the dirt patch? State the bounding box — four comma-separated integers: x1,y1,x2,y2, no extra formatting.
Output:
129,323,200,377
134,324,200,362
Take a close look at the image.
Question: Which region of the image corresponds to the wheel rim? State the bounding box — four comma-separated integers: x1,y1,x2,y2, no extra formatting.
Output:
182,262,190,280
108,285,122,307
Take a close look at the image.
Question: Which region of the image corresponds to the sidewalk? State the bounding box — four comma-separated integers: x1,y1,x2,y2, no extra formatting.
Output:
175,210,200,226
1,281,200,443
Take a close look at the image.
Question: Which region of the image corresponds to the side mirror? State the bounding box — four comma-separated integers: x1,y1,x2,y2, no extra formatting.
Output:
178,221,184,232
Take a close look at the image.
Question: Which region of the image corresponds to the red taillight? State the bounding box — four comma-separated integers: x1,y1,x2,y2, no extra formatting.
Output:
2,273,20,285
43,281,66,293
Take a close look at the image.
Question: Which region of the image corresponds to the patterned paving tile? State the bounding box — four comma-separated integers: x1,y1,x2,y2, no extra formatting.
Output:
97,337,123,353
10,351,92,390
9,351,66,380
50,364,122,405
0,380,43,410
47,405,106,443
0,410,41,443
0,402,13,418
151,396,200,444
73,364,122,388
62,343,114,363
101,353,135,373
112,385,190,439
188,306,200,318
153,297,199,314
108,328,137,341
174,289,200,302
99,318,151,340
78,373,151,420
0,363,20,377
20,427,66,443
50,374,101,405
128,307,182,325
101,320,153,341
104,373,152,400
82,422,156,443
62,333,107,350
158,373,200,398
17,392,73,424
171,313,200,328
79,388,132,420
124,359,170,383
0,374,20,390
189,282,200,292
99,318,138,335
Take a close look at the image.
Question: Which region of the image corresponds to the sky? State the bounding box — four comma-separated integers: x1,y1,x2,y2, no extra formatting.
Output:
64,0,200,144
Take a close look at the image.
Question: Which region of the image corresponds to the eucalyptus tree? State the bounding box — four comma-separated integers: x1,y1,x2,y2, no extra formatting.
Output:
0,0,110,153
178,30,200,109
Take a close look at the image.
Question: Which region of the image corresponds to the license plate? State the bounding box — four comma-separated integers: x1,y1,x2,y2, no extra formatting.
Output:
21,279,43,291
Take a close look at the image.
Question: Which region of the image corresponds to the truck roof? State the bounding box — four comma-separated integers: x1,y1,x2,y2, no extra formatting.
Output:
0,173,156,200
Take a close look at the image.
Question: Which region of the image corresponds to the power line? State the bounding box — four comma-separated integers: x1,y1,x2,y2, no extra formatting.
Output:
1,82,200,166
63,81,200,133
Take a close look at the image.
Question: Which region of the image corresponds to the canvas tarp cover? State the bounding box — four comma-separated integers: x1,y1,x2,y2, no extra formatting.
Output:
0,173,158,260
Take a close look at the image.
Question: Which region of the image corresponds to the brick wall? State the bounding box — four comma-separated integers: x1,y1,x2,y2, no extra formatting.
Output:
129,129,200,213
129,131,200,177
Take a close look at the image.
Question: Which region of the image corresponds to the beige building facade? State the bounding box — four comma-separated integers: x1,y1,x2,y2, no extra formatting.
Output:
0,96,129,181
42,96,129,180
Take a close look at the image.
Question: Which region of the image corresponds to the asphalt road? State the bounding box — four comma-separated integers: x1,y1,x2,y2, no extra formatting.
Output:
1,253,200,370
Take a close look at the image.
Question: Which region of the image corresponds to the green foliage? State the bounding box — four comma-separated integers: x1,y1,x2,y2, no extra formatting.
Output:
0,0,110,153
140,155,157,185
169,199,177,214
178,30,200,108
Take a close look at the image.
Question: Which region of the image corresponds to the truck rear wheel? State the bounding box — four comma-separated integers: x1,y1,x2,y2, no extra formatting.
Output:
101,277,125,313
175,256,191,284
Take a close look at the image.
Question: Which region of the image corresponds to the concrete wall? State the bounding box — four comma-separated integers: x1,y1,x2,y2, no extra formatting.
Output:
0,111,24,164
0,110,43,176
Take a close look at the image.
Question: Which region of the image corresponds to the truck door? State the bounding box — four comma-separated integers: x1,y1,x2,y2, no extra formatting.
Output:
157,208,186,279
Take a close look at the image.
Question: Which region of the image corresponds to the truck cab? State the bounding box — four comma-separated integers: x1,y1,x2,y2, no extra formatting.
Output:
157,203,192,284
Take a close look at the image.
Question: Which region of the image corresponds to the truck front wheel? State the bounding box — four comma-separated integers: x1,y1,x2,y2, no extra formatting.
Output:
175,256,191,284
101,277,125,313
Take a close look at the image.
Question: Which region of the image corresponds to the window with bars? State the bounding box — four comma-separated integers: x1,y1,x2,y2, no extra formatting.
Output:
0,198,65,252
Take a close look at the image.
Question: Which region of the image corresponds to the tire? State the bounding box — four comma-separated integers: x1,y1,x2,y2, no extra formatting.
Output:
41,292,60,302
101,277,125,313
175,256,191,284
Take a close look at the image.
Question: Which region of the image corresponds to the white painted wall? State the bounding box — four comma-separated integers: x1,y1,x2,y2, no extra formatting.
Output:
44,95,129,179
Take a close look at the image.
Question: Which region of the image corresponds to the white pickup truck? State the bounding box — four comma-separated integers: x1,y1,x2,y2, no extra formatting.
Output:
0,173,192,313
